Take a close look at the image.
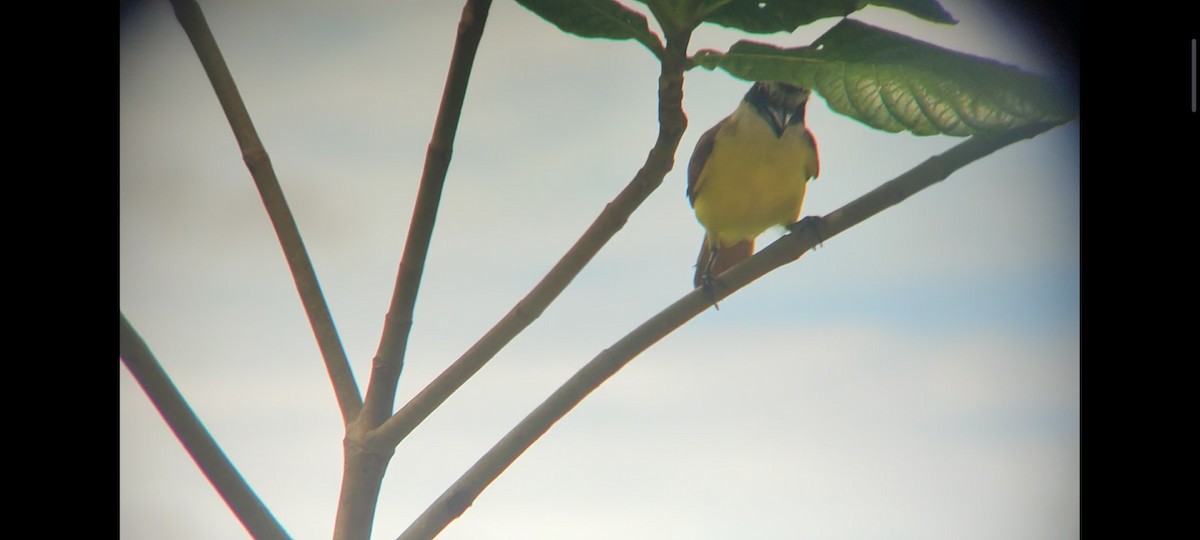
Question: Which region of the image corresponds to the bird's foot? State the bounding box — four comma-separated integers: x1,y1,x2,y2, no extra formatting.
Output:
700,272,727,311
788,215,828,250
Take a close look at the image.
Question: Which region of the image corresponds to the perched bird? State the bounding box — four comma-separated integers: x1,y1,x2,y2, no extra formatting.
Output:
687,81,820,296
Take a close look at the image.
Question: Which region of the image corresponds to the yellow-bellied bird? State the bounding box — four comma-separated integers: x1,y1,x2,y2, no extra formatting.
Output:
688,81,820,292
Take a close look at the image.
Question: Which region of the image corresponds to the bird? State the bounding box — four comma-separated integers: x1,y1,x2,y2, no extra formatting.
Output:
687,81,821,301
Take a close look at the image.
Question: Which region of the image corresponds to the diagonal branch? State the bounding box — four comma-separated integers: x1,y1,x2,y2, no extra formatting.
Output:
714,121,1062,300
331,2,494,540
169,0,361,425
395,120,1064,539
120,312,291,540
357,0,494,430
371,29,694,452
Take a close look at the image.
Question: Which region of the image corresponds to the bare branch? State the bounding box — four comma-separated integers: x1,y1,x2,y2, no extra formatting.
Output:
169,0,361,425
333,2,494,539
119,313,291,540
357,0,494,430
371,28,694,452
395,121,1064,539
714,122,1062,300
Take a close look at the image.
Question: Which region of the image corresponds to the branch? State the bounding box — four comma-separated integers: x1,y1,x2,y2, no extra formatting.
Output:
715,122,1063,300
119,313,291,540
332,2,494,540
371,28,694,452
395,121,1064,539
357,0,494,430
169,0,361,425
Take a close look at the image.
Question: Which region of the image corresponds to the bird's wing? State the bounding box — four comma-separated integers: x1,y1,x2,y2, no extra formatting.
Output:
687,118,728,207
804,128,820,180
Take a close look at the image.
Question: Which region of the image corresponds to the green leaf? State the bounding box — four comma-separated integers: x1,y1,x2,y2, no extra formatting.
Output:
693,19,1075,135
515,0,664,56
630,0,690,33
869,0,956,24
683,0,954,34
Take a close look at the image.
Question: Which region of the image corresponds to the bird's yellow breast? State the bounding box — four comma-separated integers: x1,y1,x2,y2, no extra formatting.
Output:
692,106,819,248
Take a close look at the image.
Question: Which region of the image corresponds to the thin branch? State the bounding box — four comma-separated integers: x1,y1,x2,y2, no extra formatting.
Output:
331,2,494,539
395,121,1064,539
119,313,291,540
169,0,361,425
714,122,1063,301
371,29,694,452
357,0,494,430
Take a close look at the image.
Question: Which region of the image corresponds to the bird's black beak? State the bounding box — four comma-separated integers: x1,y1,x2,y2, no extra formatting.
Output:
747,81,809,138
765,106,794,139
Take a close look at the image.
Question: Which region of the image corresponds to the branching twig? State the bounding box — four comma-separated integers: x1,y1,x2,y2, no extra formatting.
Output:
395,121,1063,539
119,313,291,540
169,0,361,425
357,0,493,430
371,28,694,453
333,2,494,539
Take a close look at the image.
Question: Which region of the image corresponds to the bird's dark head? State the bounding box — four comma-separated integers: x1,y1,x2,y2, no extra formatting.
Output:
746,81,811,138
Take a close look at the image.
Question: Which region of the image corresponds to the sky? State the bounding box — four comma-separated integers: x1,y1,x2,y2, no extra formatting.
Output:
119,1,1079,539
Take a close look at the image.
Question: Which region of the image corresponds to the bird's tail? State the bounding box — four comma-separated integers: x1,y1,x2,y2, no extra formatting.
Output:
693,236,754,288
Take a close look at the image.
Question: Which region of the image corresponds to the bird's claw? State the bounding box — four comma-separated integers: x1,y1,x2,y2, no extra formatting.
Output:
789,215,828,250
700,272,726,310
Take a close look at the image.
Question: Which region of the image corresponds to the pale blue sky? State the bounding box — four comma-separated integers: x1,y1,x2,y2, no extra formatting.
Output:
120,1,1079,538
